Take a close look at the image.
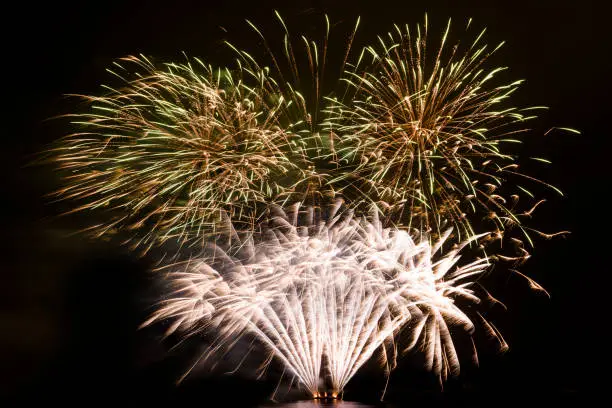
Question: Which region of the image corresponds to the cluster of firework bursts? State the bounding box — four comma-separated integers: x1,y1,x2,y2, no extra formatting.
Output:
46,14,572,399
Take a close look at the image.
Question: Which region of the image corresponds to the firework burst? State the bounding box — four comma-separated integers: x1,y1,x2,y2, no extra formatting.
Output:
143,202,496,397
326,17,563,245
50,55,302,252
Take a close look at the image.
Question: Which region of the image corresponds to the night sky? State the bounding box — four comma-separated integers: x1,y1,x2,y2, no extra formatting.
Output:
1,0,608,406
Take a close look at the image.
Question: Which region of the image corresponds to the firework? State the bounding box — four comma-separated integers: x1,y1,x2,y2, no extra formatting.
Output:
49,55,303,252
326,17,564,245
43,13,569,400
143,202,496,397
225,13,362,207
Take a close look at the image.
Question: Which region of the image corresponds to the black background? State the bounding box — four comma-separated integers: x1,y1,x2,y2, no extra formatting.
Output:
1,0,608,406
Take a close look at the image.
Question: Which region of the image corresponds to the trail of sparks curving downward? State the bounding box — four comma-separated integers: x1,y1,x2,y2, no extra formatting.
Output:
143,202,495,397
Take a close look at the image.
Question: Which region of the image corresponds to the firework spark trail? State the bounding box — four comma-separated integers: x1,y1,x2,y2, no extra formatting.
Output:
143,203,493,397
224,13,363,207
49,55,302,252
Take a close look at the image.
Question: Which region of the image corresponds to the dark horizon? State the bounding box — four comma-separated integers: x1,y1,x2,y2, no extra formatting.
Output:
1,0,607,406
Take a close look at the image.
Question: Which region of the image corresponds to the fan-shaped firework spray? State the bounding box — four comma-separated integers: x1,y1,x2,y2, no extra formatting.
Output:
143,202,497,397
